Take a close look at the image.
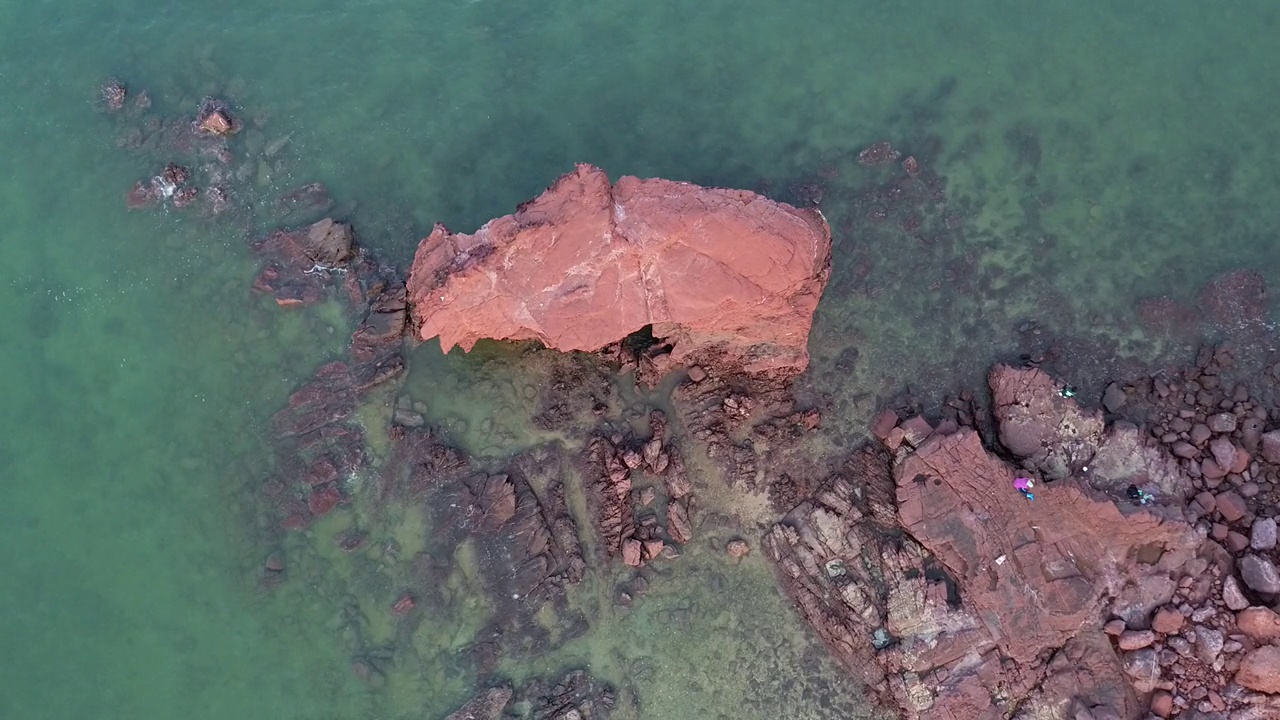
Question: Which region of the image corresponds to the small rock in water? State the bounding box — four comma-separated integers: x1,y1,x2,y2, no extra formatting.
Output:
263,551,284,572
391,593,415,615
100,78,126,112
264,133,292,158
1239,554,1280,595
194,96,239,136
1252,517,1277,550
857,141,901,167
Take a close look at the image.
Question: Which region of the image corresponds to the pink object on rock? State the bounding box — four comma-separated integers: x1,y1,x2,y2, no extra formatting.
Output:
1014,477,1033,492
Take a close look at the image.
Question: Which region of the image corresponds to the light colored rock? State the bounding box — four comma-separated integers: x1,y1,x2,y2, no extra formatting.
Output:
1207,413,1237,434
1222,576,1251,611
1251,516,1277,550
1119,629,1156,650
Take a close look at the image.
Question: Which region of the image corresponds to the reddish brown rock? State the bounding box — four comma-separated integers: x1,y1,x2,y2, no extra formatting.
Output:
1236,645,1280,693
1151,607,1184,635
621,538,642,567
765,431,1192,719
1150,690,1173,718
1237,606,1280,641
406,164,832,377
1216,490,1248,524
390,593,416,616
726,539,749,558
666,499,692,544
895,430,1196,669
1262,430,1280,464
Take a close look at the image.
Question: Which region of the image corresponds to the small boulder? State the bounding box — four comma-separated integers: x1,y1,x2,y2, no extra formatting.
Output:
1118,629,1155,650
1102,383,1127,413
1222,576,1251,611
1251,516,1277,550
871,408,900,442
1209,436,1237,472
391,593,416,615
1190,423,1212,446
642,539,665,561
726,539,750,558
621,538,643,567
1214,490,1248,524
1260,429,1280,464
100,78,126,111
1121,648,1160,685
1239,554,1280,595
1207,413,1237,434
1236,606,1280,642
1235,645,1280,693
1171,441,1198,459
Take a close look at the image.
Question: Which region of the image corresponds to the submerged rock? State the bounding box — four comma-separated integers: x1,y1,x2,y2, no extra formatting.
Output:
444,685,513,720
406,163,831,377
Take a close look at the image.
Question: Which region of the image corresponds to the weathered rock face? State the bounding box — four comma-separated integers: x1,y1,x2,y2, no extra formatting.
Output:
406,164,832,376
766,420,1200,719
989,363,1105,480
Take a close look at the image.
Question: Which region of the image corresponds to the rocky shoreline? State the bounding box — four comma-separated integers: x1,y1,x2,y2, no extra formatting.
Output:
770,357,1280,718
100,79,1280,720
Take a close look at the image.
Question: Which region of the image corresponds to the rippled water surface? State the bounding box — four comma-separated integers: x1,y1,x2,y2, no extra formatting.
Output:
2,2,1279,718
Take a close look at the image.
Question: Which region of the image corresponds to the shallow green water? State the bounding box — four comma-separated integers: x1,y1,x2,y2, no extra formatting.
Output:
2,2,1280,719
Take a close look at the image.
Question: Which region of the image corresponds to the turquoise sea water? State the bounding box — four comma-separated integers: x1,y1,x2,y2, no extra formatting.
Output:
2,2,1279,718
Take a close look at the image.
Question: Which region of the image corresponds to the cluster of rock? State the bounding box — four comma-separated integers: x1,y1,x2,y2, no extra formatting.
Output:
671,366,821,501
586,411,693,567
255,218,408,532
103,79,333,222
765,361,1280,719
444,671,617,720
405,163,833,379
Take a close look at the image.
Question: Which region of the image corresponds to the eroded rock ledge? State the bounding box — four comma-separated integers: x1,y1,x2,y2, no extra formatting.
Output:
406,163,832,377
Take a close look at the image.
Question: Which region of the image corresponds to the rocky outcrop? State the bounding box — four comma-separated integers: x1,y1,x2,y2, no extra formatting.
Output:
768,425,1198,719
442,671,617,720
257,219,408,531
444,685,513,720
585,412,689,567
406,163,832,377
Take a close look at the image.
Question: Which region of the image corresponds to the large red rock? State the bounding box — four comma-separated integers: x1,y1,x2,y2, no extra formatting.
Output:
406,164,832,376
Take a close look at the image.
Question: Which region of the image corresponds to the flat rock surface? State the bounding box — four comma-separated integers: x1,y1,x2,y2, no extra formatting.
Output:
406,163,831,375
